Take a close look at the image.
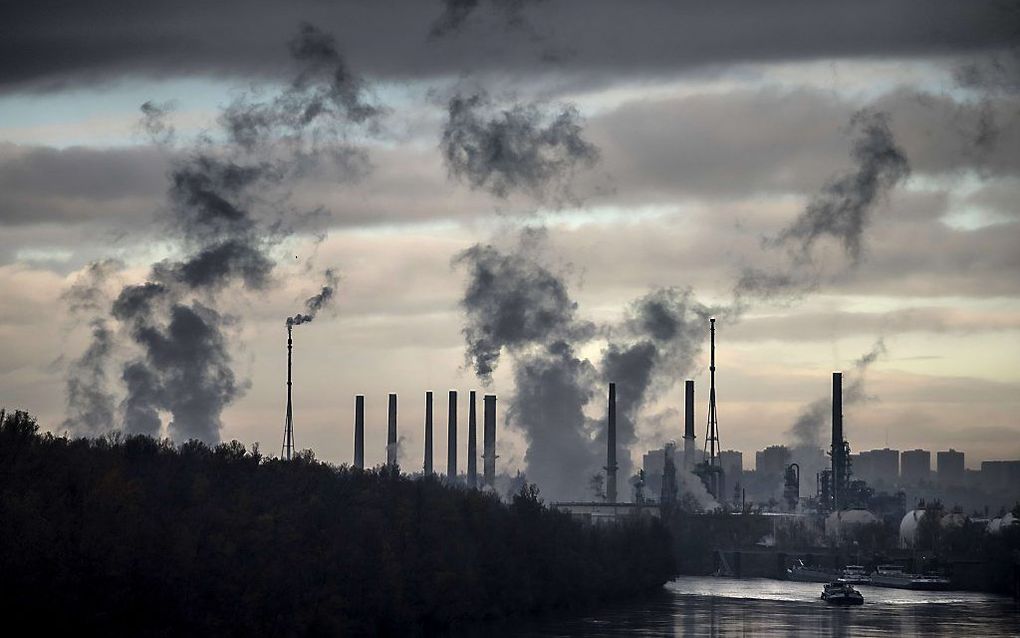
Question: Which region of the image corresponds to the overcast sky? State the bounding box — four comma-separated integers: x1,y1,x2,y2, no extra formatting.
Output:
1,1,1018,497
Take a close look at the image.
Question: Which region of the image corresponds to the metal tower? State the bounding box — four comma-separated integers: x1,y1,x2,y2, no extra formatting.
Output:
701,317,724,500
281,323,295,460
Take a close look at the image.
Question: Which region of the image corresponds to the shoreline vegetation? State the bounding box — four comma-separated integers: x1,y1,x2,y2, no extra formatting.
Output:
0,409,676,635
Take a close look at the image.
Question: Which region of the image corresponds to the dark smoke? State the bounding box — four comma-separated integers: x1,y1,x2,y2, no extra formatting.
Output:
736,110,910,300
430,0,546,39
441,92,599,202
455,230,731,500
787,339,887,449
68,24,371,443
455,228,600,500
597,288,726,481
62,319,115,435
772,110,910,263
287,269,339,327
454,227,593,380
139,100,176,145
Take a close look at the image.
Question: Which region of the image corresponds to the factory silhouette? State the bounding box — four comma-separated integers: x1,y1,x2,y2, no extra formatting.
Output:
280,314,1020,526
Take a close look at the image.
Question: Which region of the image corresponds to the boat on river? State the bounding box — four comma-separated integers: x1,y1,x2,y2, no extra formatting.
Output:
838,565,872,585
870,565,951,590
821,582,865,605
787,560,836,583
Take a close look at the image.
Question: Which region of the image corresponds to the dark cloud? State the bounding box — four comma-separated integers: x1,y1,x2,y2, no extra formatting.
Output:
0,1,1012,92
430,0,546,39
441,92,598,202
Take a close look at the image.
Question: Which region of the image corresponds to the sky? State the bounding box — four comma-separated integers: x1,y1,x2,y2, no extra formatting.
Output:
1,0,1018,500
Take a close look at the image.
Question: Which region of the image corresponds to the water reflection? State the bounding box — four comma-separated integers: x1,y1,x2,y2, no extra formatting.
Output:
483,576,1020,637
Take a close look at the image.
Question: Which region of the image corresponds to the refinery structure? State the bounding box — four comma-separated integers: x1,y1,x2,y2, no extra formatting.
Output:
277,315,1019,548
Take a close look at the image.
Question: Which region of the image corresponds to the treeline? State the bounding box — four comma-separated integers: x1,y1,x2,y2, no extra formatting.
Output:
0,410,676,635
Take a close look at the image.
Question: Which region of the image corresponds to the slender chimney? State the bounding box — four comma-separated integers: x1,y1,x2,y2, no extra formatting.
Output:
387,393,398,468
467,390,478,488
683,379,695,470
354,394,365,469
424,391,433,475
447,390,458,480
483,394,497,488
606,383,618,503
832,371,844,510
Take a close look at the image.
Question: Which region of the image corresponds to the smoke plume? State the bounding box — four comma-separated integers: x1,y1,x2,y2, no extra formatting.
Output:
61,259,121,436
67,24,372,443
288,269,339,327
455,228,602,499
441,92,599,202
736,109,910,300
597,288,727,481
787,339,887,449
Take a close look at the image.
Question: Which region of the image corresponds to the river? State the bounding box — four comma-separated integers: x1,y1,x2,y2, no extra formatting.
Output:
487,576,1020,636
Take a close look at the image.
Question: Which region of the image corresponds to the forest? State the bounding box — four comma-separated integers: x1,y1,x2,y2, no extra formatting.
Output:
0,409,676,635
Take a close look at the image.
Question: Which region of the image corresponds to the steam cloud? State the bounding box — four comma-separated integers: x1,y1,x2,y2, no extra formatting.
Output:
737,109,910,299
61,260,121,435
456,229,728,499
441,92,599,202
787,339,887,450
66,24,370,443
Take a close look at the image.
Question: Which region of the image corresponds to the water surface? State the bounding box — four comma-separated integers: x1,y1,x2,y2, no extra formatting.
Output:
491,576,1020,636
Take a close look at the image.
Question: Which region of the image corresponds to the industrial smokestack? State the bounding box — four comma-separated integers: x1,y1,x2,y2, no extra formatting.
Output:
424,391,433,475
447,390,458,480
354,394,365,469
483,394,496,488
832,371,844,510
606,382,618,503
683,379,695,470
467,390,478,488
387,393,398,468
282,324,295,460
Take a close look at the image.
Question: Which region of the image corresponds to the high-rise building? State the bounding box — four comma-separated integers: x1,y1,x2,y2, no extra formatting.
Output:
642,448,666,501
720,450,743,489
900,449,931,485
936,449,964,486
980,460,1020,491
856,448,899,487
756,445,791,478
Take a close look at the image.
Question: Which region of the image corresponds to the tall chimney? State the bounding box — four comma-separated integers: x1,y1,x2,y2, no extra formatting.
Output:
447,390,458,480
467,390,478,488
683,379,695,470
424,391,433,475
832,371,844,510
606,383,618,503
483,394,497,488
354,394,365,469
387,393,398,468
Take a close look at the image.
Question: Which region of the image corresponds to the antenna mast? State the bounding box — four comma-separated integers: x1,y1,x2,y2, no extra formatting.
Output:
704,317,720,466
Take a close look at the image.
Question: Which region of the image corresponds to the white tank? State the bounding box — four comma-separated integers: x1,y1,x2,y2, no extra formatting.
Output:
899,509,925,548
